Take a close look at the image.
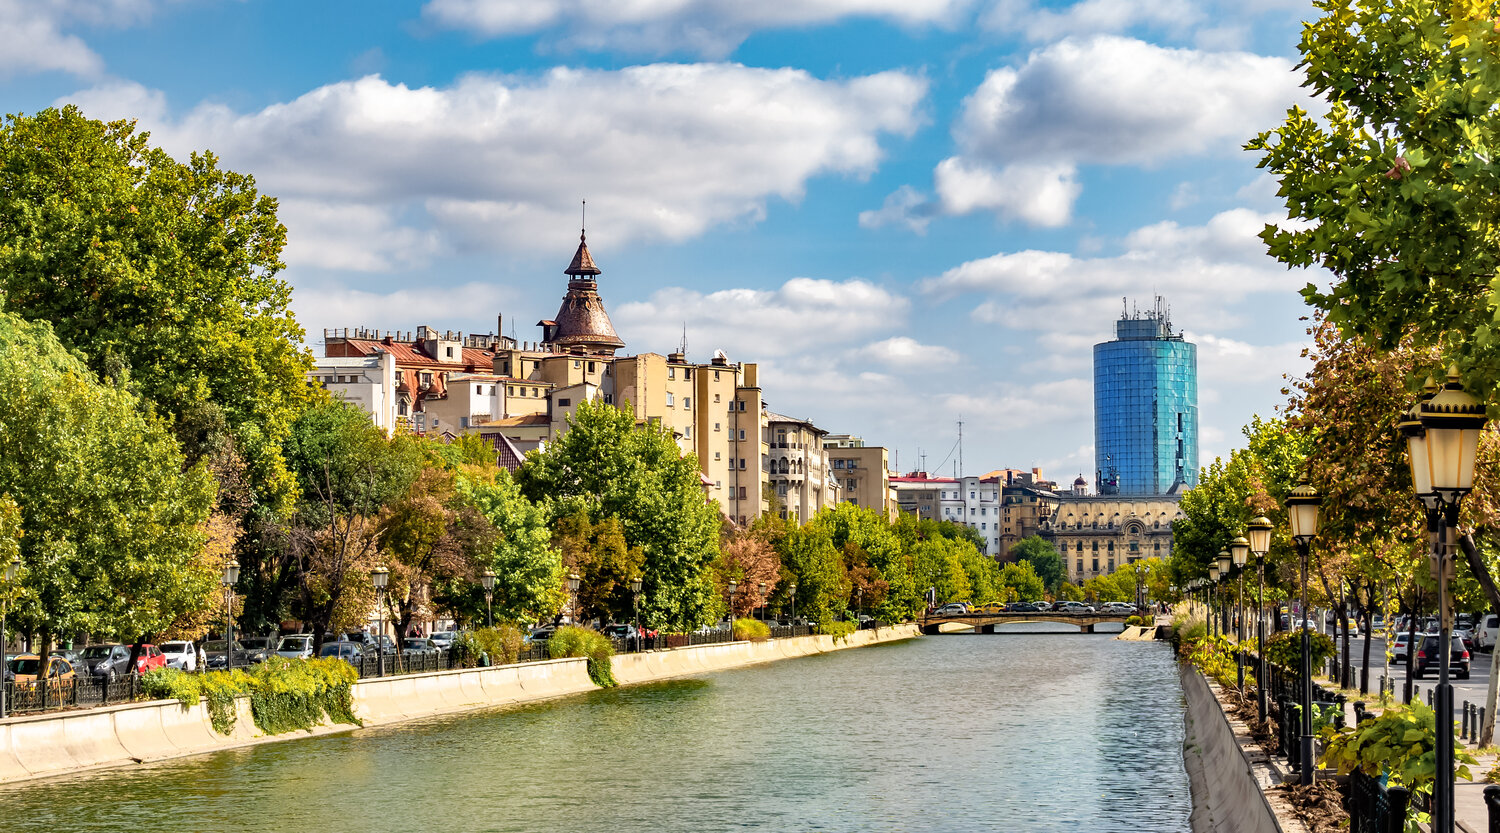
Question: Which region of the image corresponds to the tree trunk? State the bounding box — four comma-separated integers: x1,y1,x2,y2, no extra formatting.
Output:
1360,602,1373,695
1459,533,1500,746
1404,588,1420,705
1339,603,1352,690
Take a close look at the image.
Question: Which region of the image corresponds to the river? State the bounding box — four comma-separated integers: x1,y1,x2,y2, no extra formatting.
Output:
1,626,1191,832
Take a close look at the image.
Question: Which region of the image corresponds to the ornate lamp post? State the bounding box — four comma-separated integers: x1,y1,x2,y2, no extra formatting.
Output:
1404,368,1486,832
371,566,390,677
789,583,798,624
481,569,496,628
759,582,768,622
630,577,643,651
1208,563,1221,638
727,580,738,639
1286,480,1322,787
566,573,581,624
222,561,240,671
1247,515,1273,720
1231,537,1250,693
1217,549,1233,638
2,555,19,718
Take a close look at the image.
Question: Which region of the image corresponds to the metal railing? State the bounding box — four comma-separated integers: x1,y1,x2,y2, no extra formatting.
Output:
1345,768,1410,833
4,674,143,715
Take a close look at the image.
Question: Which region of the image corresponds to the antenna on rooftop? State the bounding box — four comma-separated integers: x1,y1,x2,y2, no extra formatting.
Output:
581,199,586,234
957,418,963,479
680,323,688,357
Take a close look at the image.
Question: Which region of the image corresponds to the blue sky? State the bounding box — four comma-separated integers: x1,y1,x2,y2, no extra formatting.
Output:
0,0,1325,481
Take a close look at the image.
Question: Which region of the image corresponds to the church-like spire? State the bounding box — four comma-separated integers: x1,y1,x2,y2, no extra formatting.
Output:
565,230,601,277
544,205,623,355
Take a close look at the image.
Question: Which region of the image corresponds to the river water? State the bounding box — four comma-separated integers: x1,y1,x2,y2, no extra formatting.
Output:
1,626,1191,832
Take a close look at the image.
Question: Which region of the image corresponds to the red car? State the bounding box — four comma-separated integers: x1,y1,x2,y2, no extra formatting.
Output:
131,644,168,673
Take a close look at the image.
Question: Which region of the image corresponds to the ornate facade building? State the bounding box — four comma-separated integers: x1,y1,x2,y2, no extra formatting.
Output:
1040,491,1184,583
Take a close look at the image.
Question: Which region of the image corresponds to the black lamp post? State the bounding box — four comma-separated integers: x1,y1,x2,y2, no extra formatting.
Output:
481,569,496,628
1231,537,1250,693
1248,515,1273,720
1403,367,1486,833
566,573,581,624
2,555,19,718
631,577,643,651
1286,479,1321,787
1208,562,1220,638
759,582,767,622
222,560,240,671
1217,549,1232,638
372,566,389,677
727,580,738,639
789,583,798,624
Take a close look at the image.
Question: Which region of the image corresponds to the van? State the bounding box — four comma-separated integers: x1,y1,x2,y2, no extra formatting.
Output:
1475,614,1499,651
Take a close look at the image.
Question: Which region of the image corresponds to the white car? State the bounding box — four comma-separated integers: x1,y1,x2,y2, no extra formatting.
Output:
159,640,197,671
1476,614,1499,651
275,634,314,660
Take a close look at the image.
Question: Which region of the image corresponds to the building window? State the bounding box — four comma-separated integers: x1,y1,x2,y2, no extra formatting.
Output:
507,386,514,396
981,523,987,530
739,459,746,469
847,478,856,490
715,480,721,489
588,361,596,373
558,398,571,407
1092,558,1099,571
714,393,721,402
667,368,675,379
604,393,613,404
685,426,692,437
738,430,746,440
715,452,721,460
714,422,721,432
1077,559,1084,573
398,400,408,416
684,397,691,409
970,491,976,499
738,486,746,499
666,393,675,406
446,347,454,358
460,416,469,428
420,372,432,387
531,388,539,397
574,360,581,368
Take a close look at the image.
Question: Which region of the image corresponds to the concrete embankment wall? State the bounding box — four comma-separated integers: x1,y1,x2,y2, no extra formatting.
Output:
1179,663,1284,833
0,624,917,785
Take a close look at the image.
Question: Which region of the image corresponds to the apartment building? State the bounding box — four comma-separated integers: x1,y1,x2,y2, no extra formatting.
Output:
305,350,399,434
824,434,895,519
765,411,840,524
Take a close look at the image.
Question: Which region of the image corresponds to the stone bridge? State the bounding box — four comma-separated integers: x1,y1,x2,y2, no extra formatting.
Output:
918,610,1135,635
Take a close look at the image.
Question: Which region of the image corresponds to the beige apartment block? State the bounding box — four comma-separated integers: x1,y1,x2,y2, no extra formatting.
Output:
1040,494,1183,582
824,435,895,519
766,412,840,524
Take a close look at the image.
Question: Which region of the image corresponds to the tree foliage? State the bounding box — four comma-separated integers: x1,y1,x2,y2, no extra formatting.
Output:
1010,535,1065,593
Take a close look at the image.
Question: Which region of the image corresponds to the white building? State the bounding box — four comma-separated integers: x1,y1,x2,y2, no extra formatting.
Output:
306,351,399,434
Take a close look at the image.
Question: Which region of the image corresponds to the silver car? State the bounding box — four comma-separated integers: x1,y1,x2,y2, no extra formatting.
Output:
275,635,314,660
158,640,197,671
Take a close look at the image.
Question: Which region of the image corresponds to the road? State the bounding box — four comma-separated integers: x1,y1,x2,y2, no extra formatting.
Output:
1305,630,1495,727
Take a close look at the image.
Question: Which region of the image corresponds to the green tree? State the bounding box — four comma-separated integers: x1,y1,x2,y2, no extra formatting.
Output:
459,468,564,625
0,311,216,665
775,525,850,625
284,400,424,648
1010,536,1065,594
0,107,313,512
517,400,720,631
912,538,972,605
997,561,1046,603
806,503,919,619
555,511,645,625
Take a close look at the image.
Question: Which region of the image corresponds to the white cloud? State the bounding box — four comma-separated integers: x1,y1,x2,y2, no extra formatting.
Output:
294,281,516,343
932,157,1079,227
422,0,972,57
944,378,1093,432
60,66,927,269
856,336,959,367
0,0,161,78
614,276,909,360
277,200,442,272
981,0,1198,42
858,185,934,233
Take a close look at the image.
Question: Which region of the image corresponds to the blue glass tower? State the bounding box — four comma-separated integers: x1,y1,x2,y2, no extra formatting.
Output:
1093,299,1198,495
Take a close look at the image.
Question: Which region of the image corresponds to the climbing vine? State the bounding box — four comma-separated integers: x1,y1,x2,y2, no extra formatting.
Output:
143,657,361,736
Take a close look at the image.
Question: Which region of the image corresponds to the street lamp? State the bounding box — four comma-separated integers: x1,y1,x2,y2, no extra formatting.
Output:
371,566,389,677
1406,368,1487,832
566,573,581,624
1248,515,1273,721
481,569,496,628
759,582,767,622
1208,562,1220,638
222,561,239,671
727,580,738,639
1217,549,1232,639
1231,537,1249,693
789,583,798,626
2,555,19,718
630,576,643,651
1286,479,1321,787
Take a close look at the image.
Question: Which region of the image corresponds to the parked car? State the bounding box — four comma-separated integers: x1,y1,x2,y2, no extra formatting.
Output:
79,644,130,680
1393,632,1418,664
429,631,458,650
529,625,557,642
159,641,197,671
238,636,278,664
1476,614,1500,651
318,641,363,667
6,655,75,687
1415,634,1472,679
402,638,438,659
1033,601,1053,611
50,648,83,667
203,639,247,670
602,623,638,645
1006,602,1040,612
935,603,968,616
275,635,314,660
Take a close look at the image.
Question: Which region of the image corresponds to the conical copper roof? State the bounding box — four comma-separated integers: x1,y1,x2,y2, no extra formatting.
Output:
550,230,622,353
565,232,600,276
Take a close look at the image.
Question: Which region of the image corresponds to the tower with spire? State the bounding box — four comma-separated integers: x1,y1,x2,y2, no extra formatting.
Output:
536,221,625,356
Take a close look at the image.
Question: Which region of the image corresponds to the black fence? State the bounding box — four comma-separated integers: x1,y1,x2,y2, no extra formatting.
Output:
1345,768,1410,833
3,674,142,715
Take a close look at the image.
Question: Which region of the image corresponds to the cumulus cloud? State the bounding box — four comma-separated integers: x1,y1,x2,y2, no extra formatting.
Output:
856,336,959,367
422,0,972,57
858,185,935,234
294,281,517,343
871,35,1312,231
981,0,1198,42
61,66,926,269
0,0,162,77
614,277,909,360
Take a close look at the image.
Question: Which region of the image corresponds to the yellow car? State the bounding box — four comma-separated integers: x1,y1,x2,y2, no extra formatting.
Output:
6,654,76,687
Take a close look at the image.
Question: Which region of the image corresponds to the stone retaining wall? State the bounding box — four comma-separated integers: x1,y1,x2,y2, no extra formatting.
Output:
1180,663,1301,833
0,624,918,785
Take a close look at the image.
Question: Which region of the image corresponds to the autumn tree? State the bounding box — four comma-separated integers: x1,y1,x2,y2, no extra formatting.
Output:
715,526,781,619
806,503,917,619
555,510,645,625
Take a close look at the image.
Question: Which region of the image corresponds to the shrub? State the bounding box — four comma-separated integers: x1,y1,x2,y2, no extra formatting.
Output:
472,625,524,665
1321,700,1476,815
142,657,360,736
548,625,617,687
817,621,857,642
732,617,771,641
1264,629,1336,670
1124,615,1145,627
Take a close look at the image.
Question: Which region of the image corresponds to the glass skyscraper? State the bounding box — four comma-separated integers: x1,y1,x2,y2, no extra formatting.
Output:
1093,300,1198,496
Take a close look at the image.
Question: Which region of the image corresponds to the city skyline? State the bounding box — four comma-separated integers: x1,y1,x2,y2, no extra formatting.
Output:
0,1,1325,475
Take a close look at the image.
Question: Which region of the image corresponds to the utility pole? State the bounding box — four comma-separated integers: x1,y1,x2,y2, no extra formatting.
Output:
958,419,963,479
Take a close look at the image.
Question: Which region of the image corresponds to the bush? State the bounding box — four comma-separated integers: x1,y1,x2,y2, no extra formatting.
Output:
142,657,360,736
472,625,524,665
1124,615,1145,627
548,625,617,687
1264,629,1336,670
732,617,771,641
817,621,857,642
